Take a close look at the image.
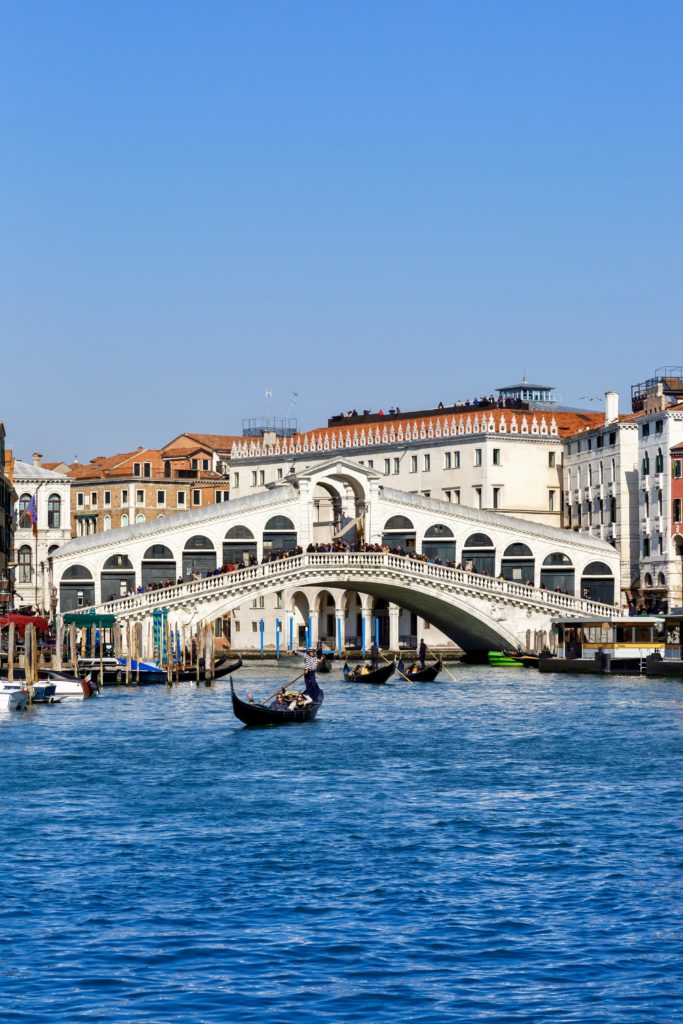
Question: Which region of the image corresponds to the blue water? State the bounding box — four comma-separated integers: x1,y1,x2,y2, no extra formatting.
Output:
2,664,682,1023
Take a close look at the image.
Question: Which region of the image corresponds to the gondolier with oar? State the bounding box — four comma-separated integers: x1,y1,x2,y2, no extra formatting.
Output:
296,647,324,704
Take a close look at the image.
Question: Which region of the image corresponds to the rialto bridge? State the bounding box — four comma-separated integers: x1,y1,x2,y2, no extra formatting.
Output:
51,460,621,654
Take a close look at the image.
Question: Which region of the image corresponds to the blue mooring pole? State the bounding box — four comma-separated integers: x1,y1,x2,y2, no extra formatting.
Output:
289,615,293,651
259,618,264,656
361,615,366,657
336,615,342,655
275,618,280,660
375,616,380,647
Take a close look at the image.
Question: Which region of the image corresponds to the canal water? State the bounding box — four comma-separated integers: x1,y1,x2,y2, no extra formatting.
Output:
2,663,682,1023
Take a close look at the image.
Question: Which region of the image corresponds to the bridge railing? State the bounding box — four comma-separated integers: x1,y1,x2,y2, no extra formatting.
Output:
81,551,618,620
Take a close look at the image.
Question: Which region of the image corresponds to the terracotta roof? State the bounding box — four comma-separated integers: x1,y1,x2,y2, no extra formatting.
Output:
161,433,240,454
230,409,604,460
68,449,164,480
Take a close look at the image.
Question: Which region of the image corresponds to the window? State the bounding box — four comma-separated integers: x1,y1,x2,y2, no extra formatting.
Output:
77,492,84,508
493,487,501,509
444,452,451,470
177,492,186,506
103,515,111,531
233,472,239,488
18,545,32,583
548,451,556,468
655,419,663,434
121,514,129,527
410,455,418,473
157,491,166,507
674,460,682,479
609,431,616,445
474,486,482,508
453,489,460,504
394,457,400,474
136,490,144,505
549,490,556,511
367,460,374,469
121,489,128,504
103,490,111,506
492,448,501,466
143,462,151,478
47,494,61,529
655,449,664,473
136,514,145,524
251,471,257,487
642,453,650,475
252,622,258,633
250,595,265,609
277,468,283,479
643,537,650,557
423,454,430,472
215,490,229,503
443,490,451,502
133,462,141,476
91,492,98,507
384,459,391,475
203,459,209,471
193,490,201,505
275,591,283,608
673,499,681,523
259,470,265,486
474,449,482,467
596,435,604,449
642,423,650,438
234,620,240,632
453,451,460,469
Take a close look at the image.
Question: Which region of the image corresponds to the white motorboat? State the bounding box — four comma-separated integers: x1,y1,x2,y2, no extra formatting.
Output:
49,674,99,700
0,681,29,711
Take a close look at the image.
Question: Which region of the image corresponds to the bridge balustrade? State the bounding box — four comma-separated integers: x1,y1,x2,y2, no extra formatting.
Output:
83,551,618,621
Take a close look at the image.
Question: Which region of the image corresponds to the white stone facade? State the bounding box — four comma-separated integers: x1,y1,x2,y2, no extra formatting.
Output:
12,459,72,613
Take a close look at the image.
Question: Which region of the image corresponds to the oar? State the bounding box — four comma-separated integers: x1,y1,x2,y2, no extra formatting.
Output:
382,653,413,684
260,671,305,705
425,645,457,683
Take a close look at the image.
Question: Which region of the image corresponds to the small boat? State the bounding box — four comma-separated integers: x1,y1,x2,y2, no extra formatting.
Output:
116,658,167,684
30,681,59,704
230,678,323,727
48,673,100,699
172,654,242,683
77,657,122,683
316,656,332,674
488,650,539,668
0,681,29,711
344,660,396,685
401,658,443,681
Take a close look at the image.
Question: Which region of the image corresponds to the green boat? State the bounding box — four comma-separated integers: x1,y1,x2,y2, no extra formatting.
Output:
488,650,539,668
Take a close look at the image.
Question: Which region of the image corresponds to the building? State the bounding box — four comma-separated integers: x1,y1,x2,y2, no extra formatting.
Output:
229,404,603,528
11,454,72,613
0,423,14,613
562,392,641,600
67,438,239,538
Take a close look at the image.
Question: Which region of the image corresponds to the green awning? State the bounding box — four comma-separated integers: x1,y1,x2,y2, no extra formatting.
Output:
62,612,117,627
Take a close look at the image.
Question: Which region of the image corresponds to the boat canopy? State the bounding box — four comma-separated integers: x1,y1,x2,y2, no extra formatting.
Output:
62,612,117,627
0,613,50,636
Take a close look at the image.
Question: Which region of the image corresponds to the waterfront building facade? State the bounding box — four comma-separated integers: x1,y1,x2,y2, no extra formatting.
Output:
11,454,72,613
68,438,238,538
0,423,14,613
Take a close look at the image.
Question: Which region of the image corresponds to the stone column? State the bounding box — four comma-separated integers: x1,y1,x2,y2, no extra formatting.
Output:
389,603,400,652
308,609,319,647
360,600,373,655
335,608,346,655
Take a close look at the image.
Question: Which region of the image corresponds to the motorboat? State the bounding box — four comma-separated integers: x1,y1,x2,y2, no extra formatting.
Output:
48,673,100,699
540,616,666,674
0,681,29,711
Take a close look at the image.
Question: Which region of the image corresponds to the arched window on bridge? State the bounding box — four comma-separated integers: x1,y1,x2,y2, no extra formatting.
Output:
501,543,535,585
422,524,455,564
223,525,257,566
183,535,217,578
60,564,95,611
381,515,416,552
581,561,614,605
462,533,495,576
101,554,136,602
263,516,297,555
540,552,575,595
142,544,177,588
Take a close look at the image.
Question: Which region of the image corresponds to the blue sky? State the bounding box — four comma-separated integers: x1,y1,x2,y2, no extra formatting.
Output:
2,1,681,462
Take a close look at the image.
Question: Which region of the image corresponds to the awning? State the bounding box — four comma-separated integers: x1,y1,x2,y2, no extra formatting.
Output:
62,612,117,627
0,613,50,636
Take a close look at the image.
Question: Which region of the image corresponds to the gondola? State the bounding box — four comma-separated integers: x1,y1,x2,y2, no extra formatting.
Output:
316,656,332,674
402,658,443,682
173,654,242,683
343,660,395,685
230,678,323,727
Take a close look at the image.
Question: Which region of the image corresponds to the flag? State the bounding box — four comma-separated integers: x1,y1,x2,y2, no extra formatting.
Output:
26,494,37,536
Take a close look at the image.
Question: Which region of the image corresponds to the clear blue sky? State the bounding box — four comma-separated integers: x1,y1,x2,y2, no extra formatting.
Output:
2,1,681,462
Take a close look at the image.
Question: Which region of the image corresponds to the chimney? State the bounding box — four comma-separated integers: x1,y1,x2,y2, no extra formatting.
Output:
32,452,43,466
604,391,618,425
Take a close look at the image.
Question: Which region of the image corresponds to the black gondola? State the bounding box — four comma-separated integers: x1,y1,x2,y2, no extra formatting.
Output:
175,654,243,683
402,658,443,682
230,678,323,727
317,656,332,674
344,660,395,684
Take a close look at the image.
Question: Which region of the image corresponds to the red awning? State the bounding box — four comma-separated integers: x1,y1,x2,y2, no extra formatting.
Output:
0,614,50,636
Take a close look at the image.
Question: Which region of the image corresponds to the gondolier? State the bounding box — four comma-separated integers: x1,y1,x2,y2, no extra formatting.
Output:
297,648,323,703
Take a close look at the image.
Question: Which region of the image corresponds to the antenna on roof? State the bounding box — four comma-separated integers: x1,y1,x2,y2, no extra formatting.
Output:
286,391,298,419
